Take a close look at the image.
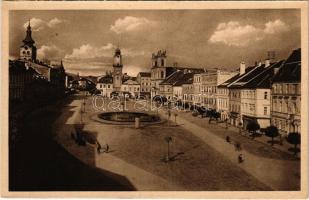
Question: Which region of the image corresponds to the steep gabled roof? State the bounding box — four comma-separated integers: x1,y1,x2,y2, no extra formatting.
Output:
174,73,195,86
218,66,255,88
160,70,184,85
272,48,301,83
228,65,265,89
97,75,113,84
242,60,284,89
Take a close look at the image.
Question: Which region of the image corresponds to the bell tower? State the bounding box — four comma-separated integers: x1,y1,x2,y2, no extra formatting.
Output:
20,19,37,61
112,47,123,91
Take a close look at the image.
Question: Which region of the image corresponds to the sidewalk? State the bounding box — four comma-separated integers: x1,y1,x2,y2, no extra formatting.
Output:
171,109,298,159
159,108,300,191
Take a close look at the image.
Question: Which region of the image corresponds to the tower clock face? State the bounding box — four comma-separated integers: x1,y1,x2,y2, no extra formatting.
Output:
115,56,120,64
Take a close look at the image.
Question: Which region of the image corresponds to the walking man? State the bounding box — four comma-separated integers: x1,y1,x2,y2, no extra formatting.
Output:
97,141,102,154
238,154,244,163
105,144,109,153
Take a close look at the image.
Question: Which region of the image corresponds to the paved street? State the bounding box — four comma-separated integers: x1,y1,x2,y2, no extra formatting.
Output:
51,93,299,191
159,107,300,190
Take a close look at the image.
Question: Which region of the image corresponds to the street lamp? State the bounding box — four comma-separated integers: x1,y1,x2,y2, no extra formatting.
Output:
164,136,173,162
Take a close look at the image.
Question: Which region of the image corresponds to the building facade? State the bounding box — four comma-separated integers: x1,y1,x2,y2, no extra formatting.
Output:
271,48,301,135
121,79,140,98
240,61,283,129
96,75,113,97
201,69,237,110
9,60,36,101
137,72,151,97
193,73,202,105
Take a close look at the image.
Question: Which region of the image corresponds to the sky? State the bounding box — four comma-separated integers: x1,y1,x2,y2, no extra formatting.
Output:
9,9,300,76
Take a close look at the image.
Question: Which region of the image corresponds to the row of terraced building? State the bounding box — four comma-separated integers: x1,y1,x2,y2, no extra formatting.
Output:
151,48,301,136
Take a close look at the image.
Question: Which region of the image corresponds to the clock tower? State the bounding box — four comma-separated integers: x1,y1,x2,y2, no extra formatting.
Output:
112,47,123,91
20,20,37,62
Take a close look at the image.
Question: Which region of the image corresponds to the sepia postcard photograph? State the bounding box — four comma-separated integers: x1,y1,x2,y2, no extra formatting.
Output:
1,1,308,199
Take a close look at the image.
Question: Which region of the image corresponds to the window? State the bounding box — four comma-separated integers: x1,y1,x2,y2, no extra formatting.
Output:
108,85,110,88
161,59,164,66
100,84,102,89
264,107,267,115
264,92,268,99
161,71,164,79
282,100,287,113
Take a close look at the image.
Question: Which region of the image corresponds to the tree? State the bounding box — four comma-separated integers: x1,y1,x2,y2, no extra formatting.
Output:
286,132,301,156
246,121,260,138
208,110,220,123
265,125,279,146
164,136,173,162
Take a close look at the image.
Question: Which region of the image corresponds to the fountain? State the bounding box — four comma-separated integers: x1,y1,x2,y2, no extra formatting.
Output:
96,111,163,125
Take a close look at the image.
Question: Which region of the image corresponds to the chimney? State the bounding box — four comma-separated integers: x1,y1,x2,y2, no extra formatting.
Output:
265,59,270,67
274,67,280,75
25,62,30,70
258,61,262,67
240,61,246,75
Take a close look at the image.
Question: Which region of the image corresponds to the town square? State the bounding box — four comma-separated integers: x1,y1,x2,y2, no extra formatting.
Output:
7,8,303,192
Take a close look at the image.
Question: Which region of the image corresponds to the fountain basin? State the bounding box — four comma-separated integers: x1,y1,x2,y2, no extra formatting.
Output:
96,111,163,125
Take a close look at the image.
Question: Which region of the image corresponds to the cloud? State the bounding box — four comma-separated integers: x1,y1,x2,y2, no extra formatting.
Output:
23,18,46,31
110,16,157,34
24,17,65,32
264,19,289,34
64,43,148,76
209,21,261,47
37,45,64,60
65,43,146,60
209,19,289,47
47,18,63,28
65,43,115,59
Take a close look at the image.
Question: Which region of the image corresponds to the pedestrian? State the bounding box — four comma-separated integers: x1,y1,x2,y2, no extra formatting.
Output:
238,154,244,163
105,144,109,153
234,142,241,151
226,136,230,143
97,141,102,154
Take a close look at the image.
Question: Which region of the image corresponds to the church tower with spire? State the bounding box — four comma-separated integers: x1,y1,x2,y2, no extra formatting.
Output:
112,47,123,91
20,19,37,61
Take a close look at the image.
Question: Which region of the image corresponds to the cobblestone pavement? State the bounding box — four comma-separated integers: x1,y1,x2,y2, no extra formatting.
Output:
53,95,273,191
173,109,299,159
160,107,300,190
